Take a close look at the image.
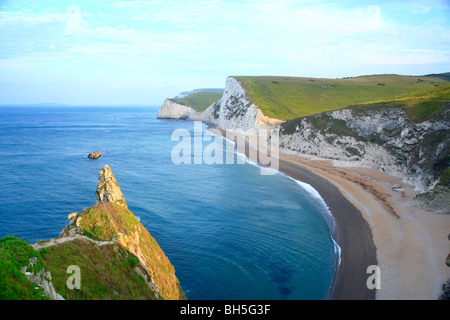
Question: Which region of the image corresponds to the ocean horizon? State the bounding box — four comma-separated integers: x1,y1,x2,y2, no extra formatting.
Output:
0,105,338,300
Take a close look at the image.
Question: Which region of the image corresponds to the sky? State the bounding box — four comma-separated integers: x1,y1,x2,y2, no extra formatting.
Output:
0,0,449,106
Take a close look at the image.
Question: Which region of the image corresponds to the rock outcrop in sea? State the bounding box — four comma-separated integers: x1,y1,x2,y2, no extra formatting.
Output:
95,165,127,208
88,152,102,159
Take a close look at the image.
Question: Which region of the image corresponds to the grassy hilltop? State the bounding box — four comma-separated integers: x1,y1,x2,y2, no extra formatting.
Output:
172,89,224,112
234,73,450,120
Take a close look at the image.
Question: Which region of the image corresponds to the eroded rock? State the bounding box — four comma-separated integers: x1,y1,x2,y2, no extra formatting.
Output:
95,165,127,208
88,152,102,159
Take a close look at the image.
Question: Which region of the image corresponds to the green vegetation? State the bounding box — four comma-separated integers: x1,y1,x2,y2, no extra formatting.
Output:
438,168,450,188
39,239,157,300
281,112,366,138
77,203,138,241
234,74,450,120
310,115,360,139
72,202,186,300
172,90,223,112
390,84,450,122
347,84,450,122
0,236,48,300
0,235,157,300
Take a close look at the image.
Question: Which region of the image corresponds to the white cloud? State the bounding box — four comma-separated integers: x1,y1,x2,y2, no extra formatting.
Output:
65,5,83,34
366,5,383,30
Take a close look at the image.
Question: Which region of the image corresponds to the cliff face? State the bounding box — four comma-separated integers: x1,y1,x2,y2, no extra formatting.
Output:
201,77,283,132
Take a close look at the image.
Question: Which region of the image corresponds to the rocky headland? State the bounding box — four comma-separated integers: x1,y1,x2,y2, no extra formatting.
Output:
1,165,185,300
157,99,201,120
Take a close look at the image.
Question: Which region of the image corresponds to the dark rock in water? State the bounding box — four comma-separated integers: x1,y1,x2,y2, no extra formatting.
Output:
88,152,102,159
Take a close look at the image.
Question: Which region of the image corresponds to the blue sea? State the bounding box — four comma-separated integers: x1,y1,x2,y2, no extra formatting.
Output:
0,106,338,300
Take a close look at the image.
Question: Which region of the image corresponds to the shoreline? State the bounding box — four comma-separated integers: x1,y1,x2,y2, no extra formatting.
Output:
211,127,376,299
277,155,377,299
211,126,450,300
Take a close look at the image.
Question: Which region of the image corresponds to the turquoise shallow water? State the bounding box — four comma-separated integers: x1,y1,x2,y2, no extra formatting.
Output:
0,106,338,299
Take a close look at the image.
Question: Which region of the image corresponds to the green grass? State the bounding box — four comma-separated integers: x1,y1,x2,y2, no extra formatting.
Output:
281,82,449,139
234,74,450,120
39,239,158,300
172,90,223,112
0,236,48,300
0,235,156,300
77,203,138,241
69,202,186,300
347,84,450,122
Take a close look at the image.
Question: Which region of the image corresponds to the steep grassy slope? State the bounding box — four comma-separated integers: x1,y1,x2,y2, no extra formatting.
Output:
38,239,158,300
172,90,223,112
234,73,450,120
0,234,162,300
0,236,48,300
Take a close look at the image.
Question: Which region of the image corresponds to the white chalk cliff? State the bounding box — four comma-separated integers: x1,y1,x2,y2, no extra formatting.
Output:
201,77,283,132
157,99,201,120
158,77,282,132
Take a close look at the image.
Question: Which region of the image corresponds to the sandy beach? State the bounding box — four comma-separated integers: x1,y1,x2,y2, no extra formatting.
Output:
217,128,450,300
279,152,450,300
